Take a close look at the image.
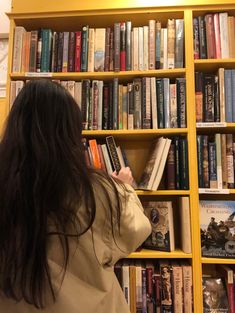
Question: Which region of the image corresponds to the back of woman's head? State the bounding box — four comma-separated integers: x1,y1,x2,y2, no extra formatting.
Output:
0,80,99,308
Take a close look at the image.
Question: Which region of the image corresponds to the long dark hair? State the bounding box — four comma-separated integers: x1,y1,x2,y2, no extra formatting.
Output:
0,80,122,308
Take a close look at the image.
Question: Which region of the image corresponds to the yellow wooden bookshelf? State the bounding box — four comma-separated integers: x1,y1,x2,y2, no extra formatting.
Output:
4,0,235,312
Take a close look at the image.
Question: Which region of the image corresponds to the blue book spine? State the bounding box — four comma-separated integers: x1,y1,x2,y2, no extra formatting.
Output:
208,142,217,188
224,69,232,122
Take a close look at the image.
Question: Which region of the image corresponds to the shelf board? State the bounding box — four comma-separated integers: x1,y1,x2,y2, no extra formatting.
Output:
82,129,188,140
128,249,192,259
194,59,235,71
10,68,186,81
199,189,235,194
201,257,235,265
135,190,190,196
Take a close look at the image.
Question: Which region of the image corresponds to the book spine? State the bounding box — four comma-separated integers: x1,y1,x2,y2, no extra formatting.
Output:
203,74,215,122
94,28,105,72
120,22,126,71
102,84,109,130
29,30,38,72
213,13,221,59
174,137,180,190
81,25,89,72
12,26,26,72
197,135,204,188
156,21,161,69
205,14,216,59
179,138,189,190
92,81,99,130
133,78,142,129
109,30,114,71
195,72,203,122
166,143,176,189
81,79,90,130
104,27,111,72
218,68,225,122
57,31,64,72
133,27,139,71
214,75,220,122
138,27,144,71
89,139,102,169
97,81,103,130
226,134,234,189
108,81,113,129
113,78,119,130
208,141,218,188
228,16,235,58
114,23,121,72
51,31,58,72
146,266,154,313
143,26,149,70
68,32,75,72
75,31,82,72
198,16,207,59
127,83,134,129
101,144,113,175
126,21,132,71
163,78,170,128
118,84,123,129
156,78,164,128
176,78,186,128
142,269,147,313
175,19,184,68
87,28,95,72
150,77,157,129
122,86,128,130
224,69,233,123
36,29,42,72
202,135,209,188
219,12,229,58
148,20,156,70
106,136,121,173
221,133,228,188
62,31,69,72
167,19,175,69
193,17,200,59
215,133,223,189
182,266,193,313
172,266,183,313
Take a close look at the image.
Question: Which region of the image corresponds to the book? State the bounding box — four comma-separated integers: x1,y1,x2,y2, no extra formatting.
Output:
200,200,235,258
105,136,121,173
202,277,229,312
142,201,175,252
179,197,192,253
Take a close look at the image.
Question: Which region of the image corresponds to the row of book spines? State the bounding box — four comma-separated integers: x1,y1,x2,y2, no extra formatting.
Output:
165,138,189,190
10,78,187,131
193,12,235,59
83,136,189,190
195,69,235,123
197,133,235,189
12,19,184,73
115,261,192,313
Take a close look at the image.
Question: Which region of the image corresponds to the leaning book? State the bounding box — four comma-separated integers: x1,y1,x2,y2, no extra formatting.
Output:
142,201,175,252
200,200,235,258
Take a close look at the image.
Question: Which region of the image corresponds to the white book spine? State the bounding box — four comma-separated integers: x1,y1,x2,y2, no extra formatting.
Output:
179,197,192,254
10,81,16,107
12,26,26,72
133,27,139,71
88,28,95,72
94,28,106,72
163,28,168,69
143,26,149,70
101,144,113,175
67,80,75,98
74,82,82,109
219,13,229,58
148,20,156,70
138,27,144,71
182,266,193,313
122,265,130,308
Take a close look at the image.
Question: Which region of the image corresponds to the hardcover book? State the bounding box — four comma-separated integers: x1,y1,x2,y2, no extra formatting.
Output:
142,201,175,252
200,200,235,258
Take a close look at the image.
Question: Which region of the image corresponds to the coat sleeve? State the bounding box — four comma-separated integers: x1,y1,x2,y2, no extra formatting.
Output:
108,182,152,265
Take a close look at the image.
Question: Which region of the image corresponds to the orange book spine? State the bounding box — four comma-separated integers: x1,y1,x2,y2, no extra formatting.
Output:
89,139,102,169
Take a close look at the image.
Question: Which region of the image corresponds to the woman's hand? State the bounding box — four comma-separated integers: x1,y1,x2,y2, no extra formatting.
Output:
111,167,134,185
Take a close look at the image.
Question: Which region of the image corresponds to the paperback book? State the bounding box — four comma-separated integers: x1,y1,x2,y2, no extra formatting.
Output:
200,200,235,258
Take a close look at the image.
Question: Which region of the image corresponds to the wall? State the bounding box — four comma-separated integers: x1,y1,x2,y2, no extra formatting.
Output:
0,0,11,35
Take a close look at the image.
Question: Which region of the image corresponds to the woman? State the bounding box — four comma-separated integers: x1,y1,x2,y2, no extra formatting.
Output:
0,80,151,312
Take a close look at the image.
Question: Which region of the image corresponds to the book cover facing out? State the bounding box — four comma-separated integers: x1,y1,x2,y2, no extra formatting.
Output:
200,200,235,258
142,202,172,252
202,278,229,312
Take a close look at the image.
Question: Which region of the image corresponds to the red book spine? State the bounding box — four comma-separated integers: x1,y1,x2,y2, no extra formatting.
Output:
75,31,82,72
213,13,221,59
205,14,216,59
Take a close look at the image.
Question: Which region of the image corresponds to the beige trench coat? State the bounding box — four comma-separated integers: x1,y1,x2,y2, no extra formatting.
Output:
0,181,151,313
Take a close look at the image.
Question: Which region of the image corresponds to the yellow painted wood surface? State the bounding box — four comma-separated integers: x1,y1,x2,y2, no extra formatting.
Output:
0,98,7,135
